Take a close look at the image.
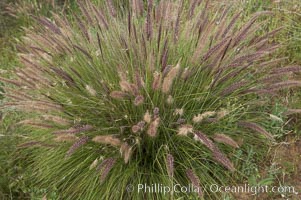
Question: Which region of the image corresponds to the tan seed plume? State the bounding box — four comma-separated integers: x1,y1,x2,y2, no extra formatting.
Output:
161,62,180,93
41,115,70,126
54,134,78,142
178,124,193,136
152,71,161,90
92,135,121,147
147,117,160,137
120,142,132,164
166,95,174,104
110,91,128,99
193,111,216,123
173,108,184,116
131,125,141,133
18,119,54,129
181,67,191,80
216,109,229,120
134,95,144,106
85,85,97,96
53,124,93,135
143,110,152,123
120,80,132,93
89,158,99,170
213,133,239,148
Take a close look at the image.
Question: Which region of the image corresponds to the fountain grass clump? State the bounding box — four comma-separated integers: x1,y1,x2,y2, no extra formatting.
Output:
1,0,301,199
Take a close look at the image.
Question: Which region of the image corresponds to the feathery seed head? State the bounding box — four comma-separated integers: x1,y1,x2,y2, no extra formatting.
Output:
166,95,174,104
178,124,193,136
92,135,121,147
147,117,160,137
120,143,132,164
143,110,152,124
166,153,174,178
